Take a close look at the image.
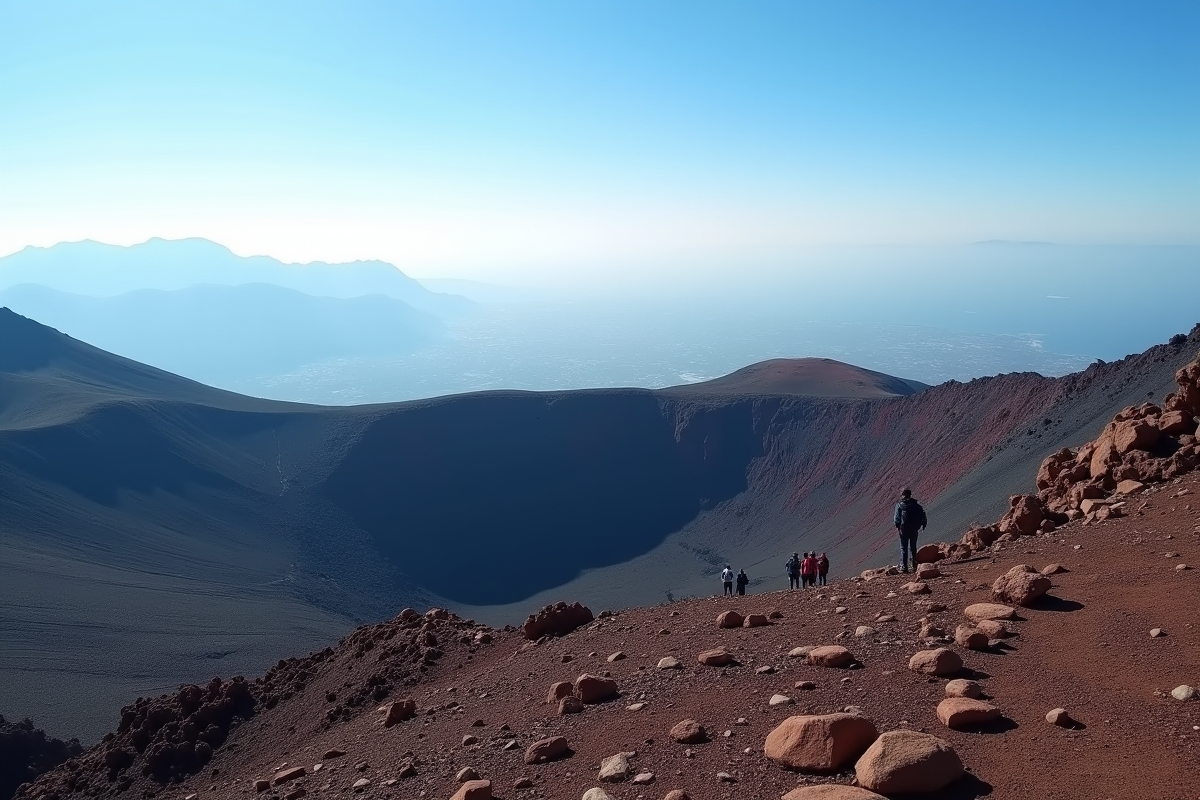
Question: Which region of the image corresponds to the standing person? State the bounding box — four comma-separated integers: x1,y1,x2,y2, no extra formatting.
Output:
786,552,801,590
736,568,749,596
893,488,927,573
817,552,830,586
801,552,818,588
721,565,735,596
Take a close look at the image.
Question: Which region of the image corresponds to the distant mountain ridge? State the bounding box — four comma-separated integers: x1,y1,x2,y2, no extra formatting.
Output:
1,308,1197,742
0,238,473,317
0,283,443,385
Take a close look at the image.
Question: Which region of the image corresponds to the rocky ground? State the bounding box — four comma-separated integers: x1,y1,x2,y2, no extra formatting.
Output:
14,354,1200,800
16,465,1199,800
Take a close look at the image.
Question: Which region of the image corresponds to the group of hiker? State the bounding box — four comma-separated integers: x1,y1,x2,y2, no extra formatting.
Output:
716,488,929,596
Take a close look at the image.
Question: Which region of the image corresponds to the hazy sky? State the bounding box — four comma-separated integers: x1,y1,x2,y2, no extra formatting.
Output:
2,1,1198,282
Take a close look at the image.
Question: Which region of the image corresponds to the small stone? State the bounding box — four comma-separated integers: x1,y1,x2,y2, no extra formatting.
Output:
1171,685,1199,701
662,791,691,800
582,790,615,800
322,749,347,760
657,656,682,670
944,679,983,699
788,646,815,658
1045,708,1075,727
717,772,737,783
627,702,648,711
670,719,707,744
834,606,849,614
525,736,569,764
1150,628,1165,638
795,681,817,690
768,694,793,706
1177,564,1191,571
559,696,585,715
735,717,749,725
756,665,776,674
855,626,876,637
608,651,626,662
514,777,534,789
457,767,481,783
352,778,371,790
598,753,632,782
632,772,655,785
462,735,479,746
254,780,270,792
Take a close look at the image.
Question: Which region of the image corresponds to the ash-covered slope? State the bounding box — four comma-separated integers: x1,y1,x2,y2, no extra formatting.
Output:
2,307,1197,744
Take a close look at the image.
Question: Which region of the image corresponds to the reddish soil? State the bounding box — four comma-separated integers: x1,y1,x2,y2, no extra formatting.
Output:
20,472,1199,800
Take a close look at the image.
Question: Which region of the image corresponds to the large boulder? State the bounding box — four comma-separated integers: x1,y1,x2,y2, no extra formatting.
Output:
936,697,1001,728
854,730,964,794
782,787,887,800
717,611,744,629
1008,494,1044,535
953,625,989,650
963,603,1018,623
1159,409,1197,436
907,648,962,676
743,613,770,628
807,645,854,668
763,713,878,772
574,674,618,704
992,565,1051,606
523,602,594,640
1114,420,1160,455
915,544,944,564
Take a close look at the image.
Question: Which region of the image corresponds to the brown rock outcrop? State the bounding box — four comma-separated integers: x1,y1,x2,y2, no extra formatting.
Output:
522,602,594,640
854,730,964,794
763,713,878,772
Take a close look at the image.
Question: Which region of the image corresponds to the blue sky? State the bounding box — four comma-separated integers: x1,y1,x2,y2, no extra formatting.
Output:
1,1,1197,281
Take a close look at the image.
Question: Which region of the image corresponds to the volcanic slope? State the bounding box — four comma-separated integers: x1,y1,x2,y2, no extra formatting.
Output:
2,307,1198,744
16,473,1200,800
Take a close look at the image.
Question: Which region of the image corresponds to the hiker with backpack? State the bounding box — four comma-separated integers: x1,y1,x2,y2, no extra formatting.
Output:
801,552,818,587
736,568,749,596
785,552,801,590
893,488,927,573
817,552,829,586
721,565,735,596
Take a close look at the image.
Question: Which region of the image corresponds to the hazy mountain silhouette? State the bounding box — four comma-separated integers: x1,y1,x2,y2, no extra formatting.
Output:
0,283,443,383
2,308,1196,742
0,238,473,317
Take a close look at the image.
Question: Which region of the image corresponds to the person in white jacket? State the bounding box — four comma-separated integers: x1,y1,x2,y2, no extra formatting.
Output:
721,566,734,596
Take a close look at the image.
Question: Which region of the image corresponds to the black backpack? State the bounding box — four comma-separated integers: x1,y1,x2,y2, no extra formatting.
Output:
899,500,927,530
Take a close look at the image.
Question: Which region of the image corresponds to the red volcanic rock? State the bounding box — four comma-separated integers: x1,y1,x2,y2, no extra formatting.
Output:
1114,420,1160,455
1159,410,1197,436
717,611,744,628
524,736,569,764
574,674,618,704
384,698,416,726
854,730,964,794
907,648,962,676
522,602,593,640
273,766,306,785
669,719,707,744
992,565,1051,607
743,613,770,628
975,619,1012,639
451,780,493,800
763,713,878,772
698,648,735,666
807,645,854,668
915,544,943,564
963,602,1018,623
953,625,989,650
558,696,584,715
1008,494,1044,535
547,682,573,703
936,697,1001,729
783,788,887,800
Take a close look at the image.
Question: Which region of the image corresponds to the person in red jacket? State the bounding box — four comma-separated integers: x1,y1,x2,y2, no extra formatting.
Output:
801,552,819,588
817,552,830,586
